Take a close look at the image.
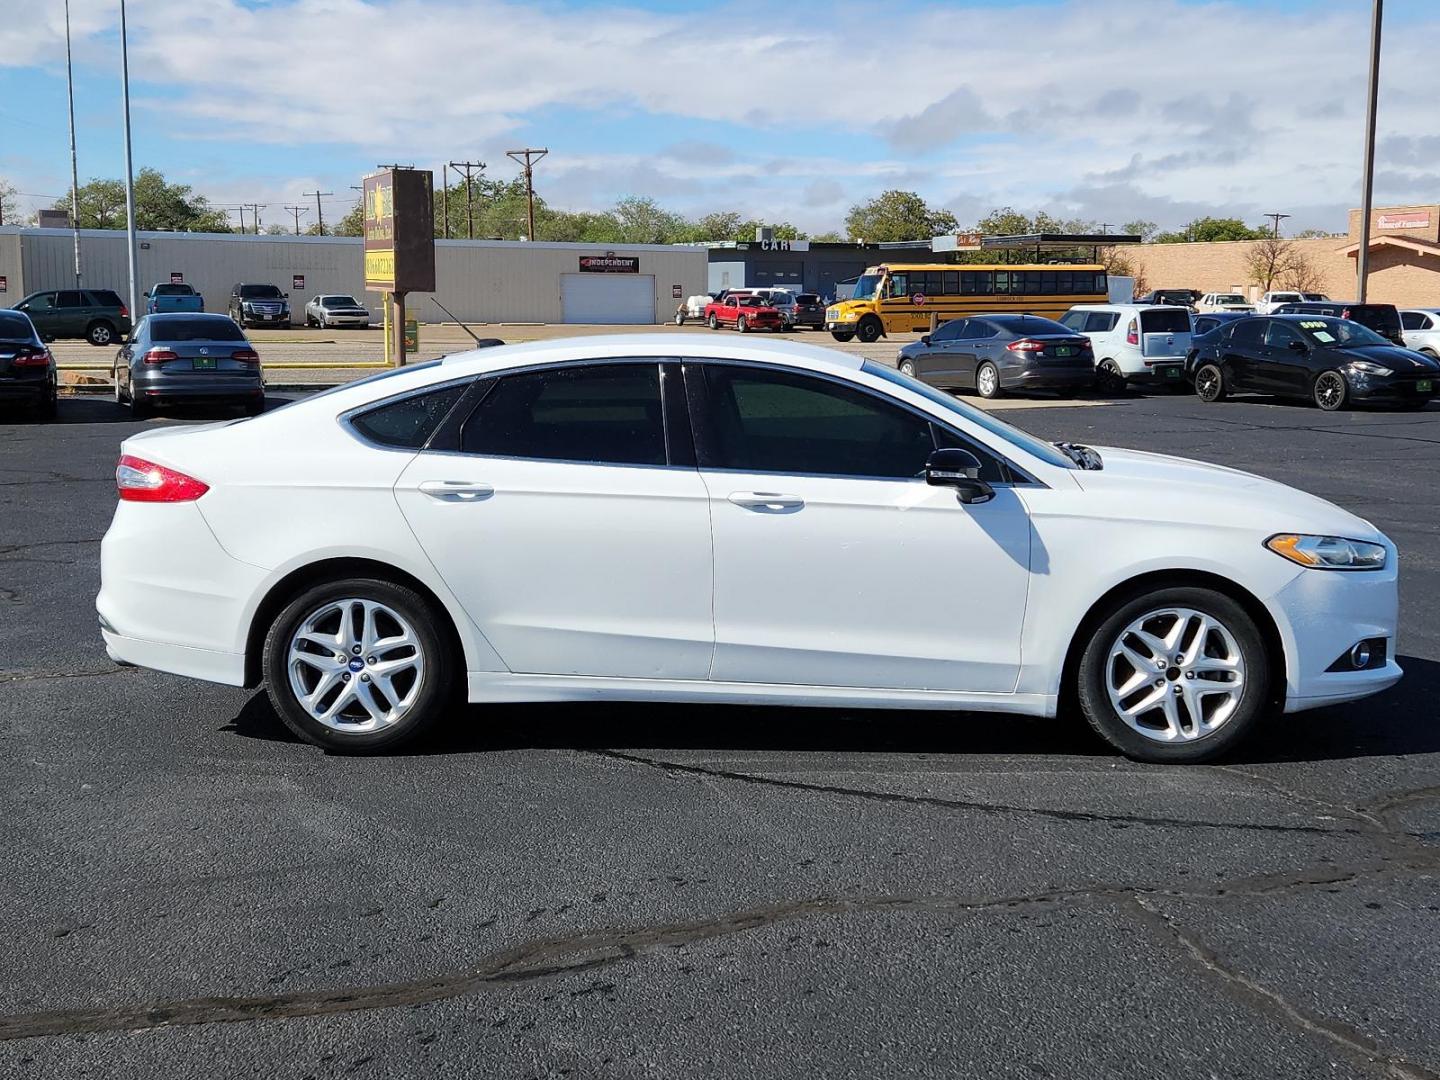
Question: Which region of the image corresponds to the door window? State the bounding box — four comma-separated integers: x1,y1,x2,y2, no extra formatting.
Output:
1084,312,1119,333
23,294,55,310
460,363,667,467
1059,310,1087,330
350,383,470,449
958,319,995,339
1229,320,1266,348
1265,321,1305,349
56,291,86,307
930,319,964,343
1401,311,1430,331
697,365,939,479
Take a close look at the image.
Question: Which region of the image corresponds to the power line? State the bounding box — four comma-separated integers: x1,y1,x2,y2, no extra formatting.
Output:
1263,211,1291,238
448,160,484,240
302,190,332,235
283,205,308,235
506,148,548,241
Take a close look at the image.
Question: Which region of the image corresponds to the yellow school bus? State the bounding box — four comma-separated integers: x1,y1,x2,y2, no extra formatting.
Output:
825,263,1108,343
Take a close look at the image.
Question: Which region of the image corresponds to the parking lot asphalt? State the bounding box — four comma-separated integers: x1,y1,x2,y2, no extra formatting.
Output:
1,392,1437,1079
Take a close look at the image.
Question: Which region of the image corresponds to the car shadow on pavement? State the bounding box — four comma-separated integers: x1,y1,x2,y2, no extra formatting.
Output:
224,655,1438,762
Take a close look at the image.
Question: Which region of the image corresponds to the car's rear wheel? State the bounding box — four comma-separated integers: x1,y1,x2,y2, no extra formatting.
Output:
86,321,115,347
1194,363,1227,403
128,393,151,420
263,578,454,753
244,395,266,416
1076,586,1268,763
1097,360,1126,395
1313,370,1349,411
34,382,58,421
856,317,883,344
976,362,1002,399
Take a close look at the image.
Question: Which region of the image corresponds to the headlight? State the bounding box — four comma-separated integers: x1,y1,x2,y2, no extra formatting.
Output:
1265,533,1387,570
1349,360,1392,376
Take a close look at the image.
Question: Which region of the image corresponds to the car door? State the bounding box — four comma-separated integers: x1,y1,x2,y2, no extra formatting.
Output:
18,293,58,338
1258,320,1313,396
915,319,965,385
1220,318,1266,390
54,290,88,337
954,318,999,386
393,361,715,680
689,361,1032,693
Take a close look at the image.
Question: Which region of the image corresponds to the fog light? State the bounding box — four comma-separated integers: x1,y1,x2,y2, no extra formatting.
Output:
1350,641,1372,669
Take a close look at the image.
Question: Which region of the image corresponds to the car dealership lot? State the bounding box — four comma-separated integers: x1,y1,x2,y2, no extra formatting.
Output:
1,393,1438,1077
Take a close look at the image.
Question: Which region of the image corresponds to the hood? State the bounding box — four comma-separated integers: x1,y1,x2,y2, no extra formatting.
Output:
1342,344,1440,372
1069,446,1381,541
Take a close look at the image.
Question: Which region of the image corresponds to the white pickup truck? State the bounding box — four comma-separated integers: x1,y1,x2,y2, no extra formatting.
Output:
1254,290,1329,315
1196,292,1254,313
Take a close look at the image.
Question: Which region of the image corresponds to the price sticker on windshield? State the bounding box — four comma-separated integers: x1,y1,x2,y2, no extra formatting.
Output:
1299,320,1328,329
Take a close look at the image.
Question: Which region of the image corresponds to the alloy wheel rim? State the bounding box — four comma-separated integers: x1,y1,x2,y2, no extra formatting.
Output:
1105,606,1246,744
1316,373,1344,409
979,366,997,395
900,360,915,376
1196,367,1219,400
95,327,110,344
287,598,425,733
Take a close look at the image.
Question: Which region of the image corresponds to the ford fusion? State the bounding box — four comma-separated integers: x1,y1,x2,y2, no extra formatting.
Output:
97,335,1402,762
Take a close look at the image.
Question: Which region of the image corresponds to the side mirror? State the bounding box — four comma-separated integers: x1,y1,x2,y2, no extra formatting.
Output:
924,448,994,505
283,292,290,299
920,335,931,346
143,291,151,298
1288,340,1308,353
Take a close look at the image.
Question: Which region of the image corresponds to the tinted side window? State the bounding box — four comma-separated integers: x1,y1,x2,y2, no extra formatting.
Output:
56,291,86,307
351,383,469,450
960,320,995,339
1265,321,1303,348
931,319,963,343
1230,320,1266,347
1059,311,1086,330
24,293,55,310
1085,312,1119,333
89,290,124,307
699,366,936,479
461,363,665,466
1401,311,1427,331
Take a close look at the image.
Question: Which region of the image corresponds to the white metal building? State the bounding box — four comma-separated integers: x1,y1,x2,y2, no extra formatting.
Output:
0,227,707,324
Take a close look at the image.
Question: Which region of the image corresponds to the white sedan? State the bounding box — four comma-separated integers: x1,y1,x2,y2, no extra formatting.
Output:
97,335,1402,762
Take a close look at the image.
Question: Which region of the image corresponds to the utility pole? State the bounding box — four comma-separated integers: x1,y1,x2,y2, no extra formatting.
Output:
303,190,332,235
119,0,140,325
1357,0,1383,301
246,203,267,234
284,205,308,235
506,148,548,241
229,206,247,233
441,164,449,240
64,0,83,285
448,161,484,240
1263,212,1290,238
1097,222,1112,235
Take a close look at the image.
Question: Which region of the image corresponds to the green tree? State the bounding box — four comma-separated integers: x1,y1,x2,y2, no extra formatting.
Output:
1122,219,1159,242
1293,228,1333,239
1153,216,1268,243
538,209,624,243
0,178,19,225
611,195,685,244
844,190,958,243
332,202,364,237
810,230,845,243
51,168,230,232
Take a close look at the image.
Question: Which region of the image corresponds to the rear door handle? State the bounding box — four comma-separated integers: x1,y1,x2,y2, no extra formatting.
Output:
418,480,494,502
728,491,805,512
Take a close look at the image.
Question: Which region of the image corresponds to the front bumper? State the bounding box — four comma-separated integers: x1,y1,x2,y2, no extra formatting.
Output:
323,315,370,326
1346,372,1438,403
240,311,290,325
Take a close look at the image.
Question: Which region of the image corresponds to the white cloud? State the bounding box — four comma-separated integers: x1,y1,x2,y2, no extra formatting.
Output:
5,0,1440,233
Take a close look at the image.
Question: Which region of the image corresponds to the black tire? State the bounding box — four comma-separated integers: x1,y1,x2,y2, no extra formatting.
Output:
831,331,855,342
34,383,58,422
898,358,917,378
1097,360,1127,396
244,396,266,417
1076,586,1270,764
129,393,151,420
737,316,749,334
707,314,718,330
262,577,455,753
856,317,883,344
1313,370,1349,411
86,321,116,347
1194,363,1227,403
674,312,685,326
976,361,1003,400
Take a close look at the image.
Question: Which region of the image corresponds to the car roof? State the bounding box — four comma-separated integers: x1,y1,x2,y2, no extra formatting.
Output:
147,311,233,321
1402,307,1440,314
1067,304,1169,312
437,334,863,377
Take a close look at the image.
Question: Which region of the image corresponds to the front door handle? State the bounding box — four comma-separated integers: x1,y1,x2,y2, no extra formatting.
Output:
418,480,494,502
728,491,805,512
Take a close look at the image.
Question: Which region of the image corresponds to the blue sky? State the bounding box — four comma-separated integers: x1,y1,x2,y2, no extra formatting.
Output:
3,0,1439,235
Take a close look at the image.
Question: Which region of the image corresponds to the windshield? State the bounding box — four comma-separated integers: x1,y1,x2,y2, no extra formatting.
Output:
849,274,883,301
240,285,283,299
322,295,360,306
1294,318,1390,348
862,360,1076,470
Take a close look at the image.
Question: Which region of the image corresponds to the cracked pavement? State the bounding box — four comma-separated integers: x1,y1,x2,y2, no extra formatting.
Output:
1,394,1437,1079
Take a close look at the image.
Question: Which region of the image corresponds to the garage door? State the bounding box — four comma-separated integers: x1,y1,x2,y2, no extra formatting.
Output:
561,274,656,324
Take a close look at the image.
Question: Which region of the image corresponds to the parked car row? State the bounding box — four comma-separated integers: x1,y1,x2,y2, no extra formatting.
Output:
676,288,827,332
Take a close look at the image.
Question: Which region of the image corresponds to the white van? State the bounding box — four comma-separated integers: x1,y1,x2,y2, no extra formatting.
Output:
1060,304,1193,392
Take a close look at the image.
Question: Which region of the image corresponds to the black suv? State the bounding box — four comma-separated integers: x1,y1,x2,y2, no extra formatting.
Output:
1272,301,1404,346
10,288,132,345
228,283,292,329
791,293,826,330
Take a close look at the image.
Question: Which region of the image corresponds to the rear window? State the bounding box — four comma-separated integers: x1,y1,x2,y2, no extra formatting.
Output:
1140,309,1192,334
90,289,125,306
987,314,1073,335
148,317,246,342
0,312,38,341
795,294,820,304
151,284,191,296
351,383,469,449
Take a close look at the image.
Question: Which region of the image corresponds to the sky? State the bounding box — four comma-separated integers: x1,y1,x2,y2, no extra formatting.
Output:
3,0,1439,237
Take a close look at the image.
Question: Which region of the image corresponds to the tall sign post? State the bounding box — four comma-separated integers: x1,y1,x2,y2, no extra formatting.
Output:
363,168,436,366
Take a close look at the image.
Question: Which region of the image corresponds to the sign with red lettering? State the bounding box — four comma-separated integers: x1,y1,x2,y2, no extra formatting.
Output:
170,271,184,285
912,292,927,306
0,275,7,293
1378,211,1431,230
579,255,639,273
293,274,305,291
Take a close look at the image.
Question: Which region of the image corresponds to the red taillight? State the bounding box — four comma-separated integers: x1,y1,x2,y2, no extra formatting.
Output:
1007,338,1044,352
143,348,179,365
13,348,51,368
115,455,210,503
1126,319,1139,345
1341,308,1352,319
119,304,129,318
232,348,260,363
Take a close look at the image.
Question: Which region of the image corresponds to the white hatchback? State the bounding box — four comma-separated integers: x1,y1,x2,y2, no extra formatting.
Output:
1060,304,1193,392
98,335,1402,763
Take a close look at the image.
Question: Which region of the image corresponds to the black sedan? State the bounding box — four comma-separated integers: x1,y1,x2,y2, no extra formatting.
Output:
113,313,265,419
896,314,1095,399
0,309,57,420
1191,314,1439,411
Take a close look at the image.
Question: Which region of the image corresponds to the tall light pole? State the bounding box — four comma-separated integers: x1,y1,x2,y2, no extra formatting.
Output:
1356,0,1383,301
64,0,83,286
120,0,140,323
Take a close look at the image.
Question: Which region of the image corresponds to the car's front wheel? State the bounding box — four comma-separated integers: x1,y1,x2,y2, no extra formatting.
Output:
898,358,917,378
1313,370,1349,411
707,314,718,330
263,578,454,753
1076,586,1269,763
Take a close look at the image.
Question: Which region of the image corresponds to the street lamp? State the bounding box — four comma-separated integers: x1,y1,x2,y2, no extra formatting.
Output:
1356,0,1383,301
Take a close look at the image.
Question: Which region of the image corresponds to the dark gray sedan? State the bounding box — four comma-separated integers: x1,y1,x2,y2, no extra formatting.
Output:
113,313,264,419
896,314,1096,399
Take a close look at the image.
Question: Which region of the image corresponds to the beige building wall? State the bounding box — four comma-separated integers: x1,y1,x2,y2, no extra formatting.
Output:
1347,204,1440,244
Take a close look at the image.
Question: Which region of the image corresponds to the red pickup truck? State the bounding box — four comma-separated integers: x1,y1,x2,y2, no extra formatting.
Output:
704,294,784,333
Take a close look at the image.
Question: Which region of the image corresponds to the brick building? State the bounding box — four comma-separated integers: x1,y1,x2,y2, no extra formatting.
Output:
1123,204,1440,307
